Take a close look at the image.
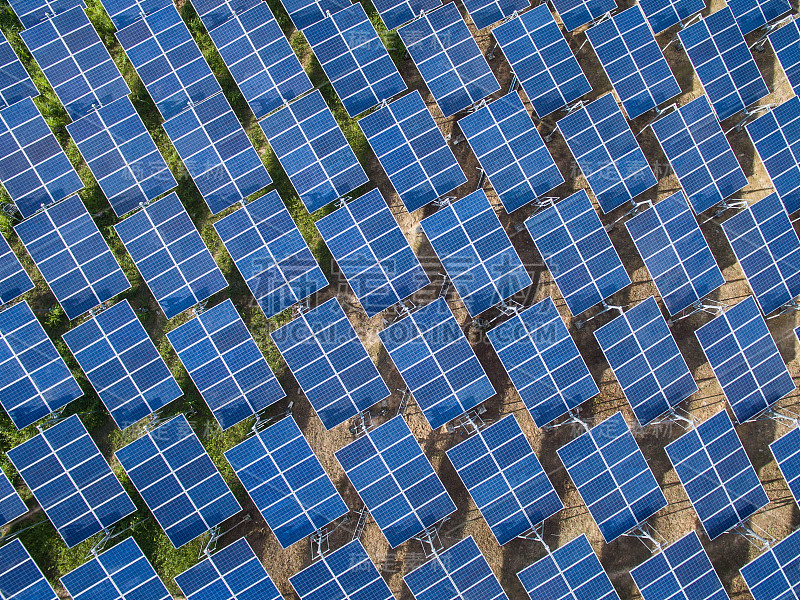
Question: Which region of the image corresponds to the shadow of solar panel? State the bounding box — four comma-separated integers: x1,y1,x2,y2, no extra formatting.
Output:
639,0,704,33
666,410,769,539
459,91,563,213
21,7,129,120
62,299,182,430
0,97,83,219
8,415,135,547
316,188,429,317
493,5,591,118
398,4,500,117
115,193,228,318
770,20,800,97
0,234,33,305
15,196,130,319
226,416,348,548
336,416,457,547
525,190,631,316
679,7,769,121
651,96,747,214
68,97,177,218
558,412,667,542
360,90,466,212
7,0,84,26
627,192,725,315
261,90,367,213
517,534,620,600
0,540,57,600
167,299,285,430
463,0,527,28
405,536,509,600
729,0,790,34
741,528,800,600
279,0,349,29
422,189,532,316
0,31,37,110
447,415,562,545
551,0,616,30
0,471,26,528
770,428,800,509
115,414,242,548
100,0,170,28
379,297,496,429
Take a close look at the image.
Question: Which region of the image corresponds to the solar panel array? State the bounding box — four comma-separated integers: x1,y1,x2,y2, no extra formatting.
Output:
0,470,26,527
770,427,800,508
770,19,800,97
728,0,791,35
0,30,38,110
638,0,704,33
0,233,33,305
0,539,57,600
741,528,800,600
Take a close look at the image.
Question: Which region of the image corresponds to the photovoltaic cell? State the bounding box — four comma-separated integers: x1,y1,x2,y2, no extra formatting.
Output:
316,188,429,317
0,31,37,110
336,416,457,547
279,0,350,30
0,471,25,527
462,0,527,29
359,90,466,213
225,416,348,548
167,299,285,430
551,0,616,31
0,234,33,305
100,0,171,29
741,528,800,600
271,297,389,430
525,189,631,316
770,427,800,508
0,539,57,600
770,20,800,97
638,0,704,34
379,297,496,429
728,0,790,35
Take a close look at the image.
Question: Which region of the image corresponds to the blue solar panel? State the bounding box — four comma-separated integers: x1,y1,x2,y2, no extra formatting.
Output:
0,540,57,600
398,3,501,117
493,5,591,119
0,471,25,527
770,20,800,97
0,31,37,110
167,299,285,430
728,0,791,34
115,414,242,548
558,94,656,213
359,90,466,213
21,7,129,120
260,90,368,214
99,0,170,29
551,0,616,31
271,297,389,429
770,428,800,508
8,414,136,547
278,0,350,30
225,416,348,548
67,96,177,218
421,189,532,316
379,297,496,429
678,7,769,121
7,0,84,26
626,192,725,316
665,409,769,539
305,4,406,118
524,189,631,316
0,234,33,305
459,91,564,213
722,193,800,315
15,196,130,320
191,0,260,30
651,95,747,215
447,414,562,545
463,0,527,28
316,188,429,317
741,528,800,600
638,0,704,33
336,416,457,547
0,97,83,219
62,299,182,430
373,0,441,30
558,411,667,543
214,191,328,319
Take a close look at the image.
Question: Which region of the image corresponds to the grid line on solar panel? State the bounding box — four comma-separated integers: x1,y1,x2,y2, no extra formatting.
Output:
770,428,800,508
462,0,526,29
315,188,429,317
770,20,800,97
100,0,171,29
0,233,33,306
0,470,26,527
279,0,350,30
728,0,791,34
741,527,800,600
0,539,58,600
638,0,704,33
0,31,37,110
551,0,616,31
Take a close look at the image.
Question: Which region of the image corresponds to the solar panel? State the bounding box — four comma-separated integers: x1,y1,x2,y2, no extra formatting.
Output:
15,195,131,320
770,428,800,508
492,5,591,119
722,193,800,315
315,188,429,317
225,416,348,548
728,0,791,34
305,4,406,118
626,192,725,316
462,0,527,29
0,539,57,600
0,97,83,219
557,411,667,543
638,0,704,34
0,31,37,111
271,297,389,429
278,0,350,30
678,7,769,121
7,0,85,26
0,234,33,305
421,189,532,316
770,20,800,97
458,90,564,213
665,409,769,539
62,299,182,430
630,531,728,600
21,7,129,121
405,536,509,600
517,534,620,600
7,414,136,547
558,94,657,213
191,0,260,30
741,527,800,600
336,416,457,547
524,189,631,317
379,297,496,429
551,0,616,31
359,90,466,213
651,95,748,215
747,98,800,215
0,471,25,528
67,96,177,218
260,90,368,214
99,0,170,29
398,3,501,117
447,414,563,545
115,414,242,548
167,299,285,431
